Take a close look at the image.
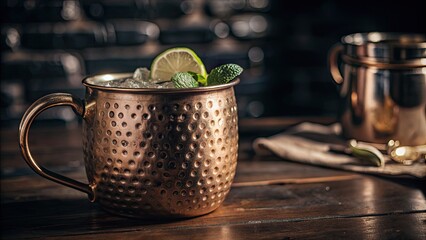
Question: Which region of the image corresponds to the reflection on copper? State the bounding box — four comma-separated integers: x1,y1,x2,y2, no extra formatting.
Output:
373,98,398,135
350,91,363,117
351,92,358,106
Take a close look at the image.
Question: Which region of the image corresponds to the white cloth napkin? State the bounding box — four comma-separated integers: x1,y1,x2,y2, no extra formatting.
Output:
253,122,426,179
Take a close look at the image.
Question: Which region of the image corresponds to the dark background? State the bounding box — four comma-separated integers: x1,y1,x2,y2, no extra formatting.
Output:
1,0,425,127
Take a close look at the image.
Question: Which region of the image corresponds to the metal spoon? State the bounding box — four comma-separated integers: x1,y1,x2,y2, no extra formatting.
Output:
387,140,426,165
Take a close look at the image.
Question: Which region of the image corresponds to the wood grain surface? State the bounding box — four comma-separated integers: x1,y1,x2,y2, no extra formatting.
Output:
1,120,425,239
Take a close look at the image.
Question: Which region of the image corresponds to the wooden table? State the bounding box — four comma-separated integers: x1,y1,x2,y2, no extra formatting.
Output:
1,118,425,239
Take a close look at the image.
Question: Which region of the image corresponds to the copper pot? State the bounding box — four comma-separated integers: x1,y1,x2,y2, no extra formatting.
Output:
329,32,426,145
19,73,239,218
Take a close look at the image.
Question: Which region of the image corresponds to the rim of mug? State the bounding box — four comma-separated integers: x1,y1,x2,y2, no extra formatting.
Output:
341,32,426,47
82,73,240,93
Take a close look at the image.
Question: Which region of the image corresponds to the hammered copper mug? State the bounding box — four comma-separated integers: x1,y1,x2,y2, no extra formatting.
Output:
19,73,239,218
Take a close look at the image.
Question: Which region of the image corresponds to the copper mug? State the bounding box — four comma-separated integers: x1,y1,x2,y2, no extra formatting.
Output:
329,32,426,145
19,73,239,218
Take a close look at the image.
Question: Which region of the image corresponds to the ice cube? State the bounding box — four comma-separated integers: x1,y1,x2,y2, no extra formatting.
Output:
132,67,150,81
100,78,159,88
157,81,175,89
137,81,161,88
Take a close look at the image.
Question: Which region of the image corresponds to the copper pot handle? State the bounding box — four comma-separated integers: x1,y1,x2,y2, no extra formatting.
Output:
19,93,96,202
329,43,344,84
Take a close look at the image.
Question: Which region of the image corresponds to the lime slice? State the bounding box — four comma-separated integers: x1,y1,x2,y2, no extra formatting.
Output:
150,47,207,81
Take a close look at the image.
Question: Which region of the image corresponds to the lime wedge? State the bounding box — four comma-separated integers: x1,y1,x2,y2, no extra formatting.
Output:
150,47,207,81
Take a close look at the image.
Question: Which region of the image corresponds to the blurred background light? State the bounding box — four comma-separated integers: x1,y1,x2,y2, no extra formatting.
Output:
1,0,425,126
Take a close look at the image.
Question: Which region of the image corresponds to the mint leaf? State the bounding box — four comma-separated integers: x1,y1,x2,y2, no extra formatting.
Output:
171,72,199,88
207,64,243,86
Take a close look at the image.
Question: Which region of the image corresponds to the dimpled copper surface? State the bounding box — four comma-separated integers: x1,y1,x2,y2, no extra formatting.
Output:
82,88,238,218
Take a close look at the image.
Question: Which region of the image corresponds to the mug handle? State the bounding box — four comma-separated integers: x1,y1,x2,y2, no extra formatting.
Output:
19,93,96,202
328,43,344,84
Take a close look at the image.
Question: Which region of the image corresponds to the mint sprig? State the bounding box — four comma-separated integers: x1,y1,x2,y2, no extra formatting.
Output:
171,63,243,88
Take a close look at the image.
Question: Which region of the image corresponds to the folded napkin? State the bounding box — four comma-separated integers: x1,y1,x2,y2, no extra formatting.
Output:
253,122,426,179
